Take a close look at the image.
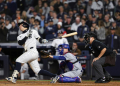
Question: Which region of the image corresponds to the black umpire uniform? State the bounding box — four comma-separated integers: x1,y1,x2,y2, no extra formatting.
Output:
84,32,116,83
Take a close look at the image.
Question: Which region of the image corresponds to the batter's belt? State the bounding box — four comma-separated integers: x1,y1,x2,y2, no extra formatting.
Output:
25,47,34,52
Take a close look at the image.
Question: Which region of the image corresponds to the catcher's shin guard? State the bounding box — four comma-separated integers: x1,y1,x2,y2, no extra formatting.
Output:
6,70,19,83
58,76,82,83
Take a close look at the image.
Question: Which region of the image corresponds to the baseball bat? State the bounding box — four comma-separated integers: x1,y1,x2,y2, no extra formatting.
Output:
61,32,77,38
48,32,77,41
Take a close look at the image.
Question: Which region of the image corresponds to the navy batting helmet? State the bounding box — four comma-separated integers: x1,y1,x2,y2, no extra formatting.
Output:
18,20,29,29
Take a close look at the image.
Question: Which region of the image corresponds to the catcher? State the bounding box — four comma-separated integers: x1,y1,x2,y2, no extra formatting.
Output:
6,20,56,83
49,44,83,83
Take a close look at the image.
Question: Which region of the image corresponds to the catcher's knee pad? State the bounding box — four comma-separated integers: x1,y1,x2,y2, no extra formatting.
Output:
58,76,80,83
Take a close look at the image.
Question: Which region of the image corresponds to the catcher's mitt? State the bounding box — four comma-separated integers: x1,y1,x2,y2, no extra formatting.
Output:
40,50,50,58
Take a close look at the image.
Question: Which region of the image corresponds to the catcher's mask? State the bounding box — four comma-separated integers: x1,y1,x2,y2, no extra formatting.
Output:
83,32,97,47
58,44,70,55
18,21,29,29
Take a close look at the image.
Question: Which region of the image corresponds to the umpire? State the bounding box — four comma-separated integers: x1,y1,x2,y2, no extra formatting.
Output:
83,32,116,83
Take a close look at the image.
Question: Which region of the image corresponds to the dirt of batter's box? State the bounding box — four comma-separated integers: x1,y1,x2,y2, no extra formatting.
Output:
0,81,120,86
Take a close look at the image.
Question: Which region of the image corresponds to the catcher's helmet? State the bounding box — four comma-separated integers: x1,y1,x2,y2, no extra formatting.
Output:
58,44,70,55
83,32,97,47
18,20,29,29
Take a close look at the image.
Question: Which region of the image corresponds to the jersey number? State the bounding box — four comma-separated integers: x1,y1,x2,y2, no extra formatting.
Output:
28,30,32,39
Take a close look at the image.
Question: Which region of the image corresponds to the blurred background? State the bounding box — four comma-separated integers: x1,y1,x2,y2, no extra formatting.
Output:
0,0,120,80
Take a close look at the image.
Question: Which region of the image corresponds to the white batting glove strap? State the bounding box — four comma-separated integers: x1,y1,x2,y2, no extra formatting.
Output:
42,39,48,43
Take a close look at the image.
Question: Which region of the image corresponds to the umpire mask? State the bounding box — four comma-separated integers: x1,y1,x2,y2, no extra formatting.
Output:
83,32,97,47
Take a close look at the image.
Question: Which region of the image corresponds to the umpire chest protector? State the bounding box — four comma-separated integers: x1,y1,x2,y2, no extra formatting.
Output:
89,40,112,57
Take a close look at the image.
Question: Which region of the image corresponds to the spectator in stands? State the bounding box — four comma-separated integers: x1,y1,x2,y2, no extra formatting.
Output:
53,12,58,25
116,1,120,12
82,14,87,19
38,8,43,17
33,19,40,31
63,13,68,23
16,0,26,12
71,17,82,41
104,15,111,29
63,16,72,34
79,7,86,18
68,9,74,22
44,19,56,38
42,2,50,20
40,15,45,28
63,1,71,13
18,63,29,80
91,0,103,12
0,22,8,42
97,11,104,23
0,45,5,56
26,7,41,20
77,18,89,42
92,15,97,24
105,27,120,52
104,0,115,17
71,42,81,56
86,0,92,15
25,0,33,10
29,17,35,29
34,0,43,13
0,0,4,12
5,18,12,30
34,19,44,38
93,9,99,18
0,17,5,23
50,6,54,12
111,21,120,36
47,11,54,21
12,8,21,20
3,4,12,17
54,0,63,14
57,22,66,35
7,21,18,42
21,11,29,23
13,13,21,24
74,0,83,13
96,21,106,42
0,10,12,22
86,14,93,28
7,0,17,14
91,21,98,33
115,13,120,28
73,8,78,21
58,17,63,23
57,6,65,20
50,0,57,6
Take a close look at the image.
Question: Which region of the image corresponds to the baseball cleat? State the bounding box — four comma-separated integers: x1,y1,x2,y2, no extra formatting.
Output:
95,77,106,83
50,75,60,83
6,77,17,83
76,76,82,83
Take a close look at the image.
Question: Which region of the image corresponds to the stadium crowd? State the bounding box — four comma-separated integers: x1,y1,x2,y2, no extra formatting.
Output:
0,0,120,52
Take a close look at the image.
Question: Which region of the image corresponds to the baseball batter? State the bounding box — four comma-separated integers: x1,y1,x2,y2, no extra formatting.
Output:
49,44,83,83
6,20,56,83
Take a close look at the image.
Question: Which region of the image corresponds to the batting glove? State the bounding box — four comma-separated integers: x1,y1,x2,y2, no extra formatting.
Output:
42,39,48,43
